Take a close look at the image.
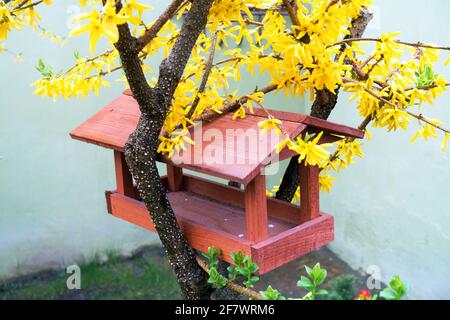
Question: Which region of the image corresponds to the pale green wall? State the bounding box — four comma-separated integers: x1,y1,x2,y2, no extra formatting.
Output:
0,2,160,278
0,0,449,300
323,0,450,300
0,1,303,278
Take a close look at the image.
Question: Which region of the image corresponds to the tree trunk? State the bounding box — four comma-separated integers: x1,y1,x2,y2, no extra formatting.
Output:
124,113,213,299
113,0,241,300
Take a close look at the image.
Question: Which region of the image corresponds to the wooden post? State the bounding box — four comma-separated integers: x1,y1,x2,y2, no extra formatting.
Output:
114,151,135,197
299,162,320,223
245,174,268,243
167,164,183,192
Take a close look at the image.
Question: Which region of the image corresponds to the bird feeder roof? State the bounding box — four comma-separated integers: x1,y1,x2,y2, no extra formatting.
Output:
71,94,364,185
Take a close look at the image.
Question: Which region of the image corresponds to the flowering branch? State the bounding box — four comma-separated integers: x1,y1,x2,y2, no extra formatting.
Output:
187,30,219,119
331,38,450,51
136,0,185,52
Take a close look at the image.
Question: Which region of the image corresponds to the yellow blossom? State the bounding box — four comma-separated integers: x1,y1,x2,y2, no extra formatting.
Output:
258,117,283,136
319,173,336,193
380,109,410,131
290,132,332,167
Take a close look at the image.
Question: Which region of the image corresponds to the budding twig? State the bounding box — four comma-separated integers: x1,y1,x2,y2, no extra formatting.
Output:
331,38,450,51
187,30,219,119
195,256,264,300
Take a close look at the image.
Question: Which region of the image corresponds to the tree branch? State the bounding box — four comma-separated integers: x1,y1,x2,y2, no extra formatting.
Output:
196,83,278,123
136,0,185,52
11,0,44,12
331,38,450,51
115,22,154,112
187,30,219,119
283,0,300,29
154,0,214,114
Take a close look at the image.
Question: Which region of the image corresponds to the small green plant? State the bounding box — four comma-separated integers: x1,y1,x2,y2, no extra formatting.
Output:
202,245,222,268
203,246,409,301
235,256,260,289
203,246,259,289
259,286,286,300
202,246,228,288
227,251,245,281
297,263,328,300
207,266,228,289
379,275,408,300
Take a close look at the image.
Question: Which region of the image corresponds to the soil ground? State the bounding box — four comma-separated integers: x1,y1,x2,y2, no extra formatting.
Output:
0,245,368,300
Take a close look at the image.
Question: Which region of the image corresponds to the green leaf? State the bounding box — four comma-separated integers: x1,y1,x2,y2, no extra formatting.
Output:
315,269,327,286
305,265,313,276
227,265,238,281
230,251,245,265
380,275,408,300
207,267,227,289
35,58,53,78
416,65,438,87
202,246,223,270
297,276,313,290
380,288,397,300
260,286,286,300
235,266,247,276
316,289,328,296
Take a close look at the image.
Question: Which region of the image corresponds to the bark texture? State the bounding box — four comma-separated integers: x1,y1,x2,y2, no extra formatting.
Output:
276,9,373,202
114,0,220,300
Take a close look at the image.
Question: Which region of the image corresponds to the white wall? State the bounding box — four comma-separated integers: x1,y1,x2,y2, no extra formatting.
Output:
0,1,163,278
323,0,450,300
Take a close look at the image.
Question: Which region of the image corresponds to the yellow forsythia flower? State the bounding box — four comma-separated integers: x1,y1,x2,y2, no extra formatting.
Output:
258,118,283,136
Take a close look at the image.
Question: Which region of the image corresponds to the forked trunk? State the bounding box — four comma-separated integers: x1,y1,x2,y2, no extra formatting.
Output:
124,113,212,299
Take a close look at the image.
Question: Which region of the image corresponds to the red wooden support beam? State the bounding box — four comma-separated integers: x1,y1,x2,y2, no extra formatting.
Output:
299,163,320,223
167,164,183,192
245,174,269,243
114,150,135,197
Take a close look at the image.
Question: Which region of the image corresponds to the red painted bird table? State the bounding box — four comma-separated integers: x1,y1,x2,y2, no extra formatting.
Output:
70,92,364,274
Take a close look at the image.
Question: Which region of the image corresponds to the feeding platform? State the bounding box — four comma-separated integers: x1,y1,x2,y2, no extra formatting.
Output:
70,93,364,274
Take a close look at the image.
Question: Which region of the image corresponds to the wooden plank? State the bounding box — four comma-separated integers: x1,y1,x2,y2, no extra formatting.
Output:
299,163,320,223
183,174,245,208
114,151,135,197
105,189,333,274
252,108,364,139
167,164,183,192
107,192,252,265
302,116,365,139
305,128,345,144
168,190,293,239
70,95,140,152
245,174,269,243
183,174,302,224
252,213,334,274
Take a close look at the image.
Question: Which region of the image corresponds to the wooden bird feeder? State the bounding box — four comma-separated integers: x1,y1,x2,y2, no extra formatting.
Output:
70,93,364,274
